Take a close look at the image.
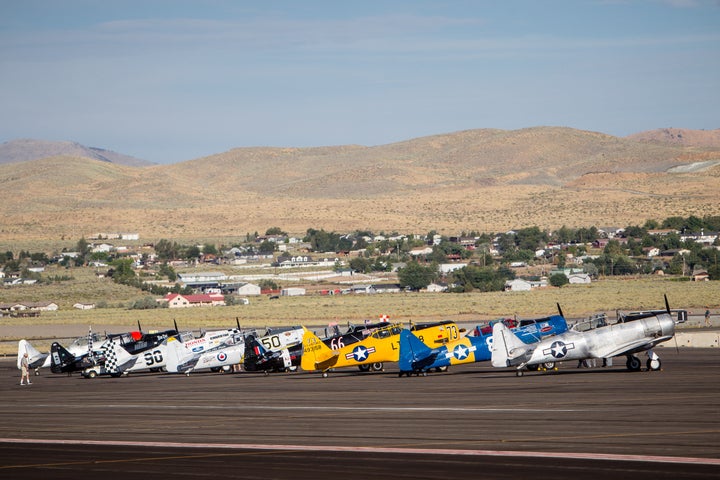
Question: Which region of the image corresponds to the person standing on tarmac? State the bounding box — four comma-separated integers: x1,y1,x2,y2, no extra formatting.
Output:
20,353,32,385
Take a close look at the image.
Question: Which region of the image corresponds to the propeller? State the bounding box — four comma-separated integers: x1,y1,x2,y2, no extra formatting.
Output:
556,302,565,319
137,320,143,333
665,294,681,354
173,319,179,332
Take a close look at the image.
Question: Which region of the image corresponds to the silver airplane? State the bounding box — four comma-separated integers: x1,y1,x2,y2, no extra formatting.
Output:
491,297,680,376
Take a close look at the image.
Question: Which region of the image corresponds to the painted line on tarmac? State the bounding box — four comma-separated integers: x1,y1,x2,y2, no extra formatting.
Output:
9,403,580,413
1,438,719,466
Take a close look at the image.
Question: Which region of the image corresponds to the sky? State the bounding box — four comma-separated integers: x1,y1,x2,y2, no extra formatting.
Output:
1,0,719,164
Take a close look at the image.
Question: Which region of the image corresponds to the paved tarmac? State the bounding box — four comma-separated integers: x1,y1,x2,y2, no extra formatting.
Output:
1,348,719,479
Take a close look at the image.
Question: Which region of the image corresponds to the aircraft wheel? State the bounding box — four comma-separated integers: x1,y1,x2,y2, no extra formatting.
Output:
264,371,269,377
626,356,642,372
516,370,524,377
543,362,556,370
647,357,661,371
34,370,40,376
526,364,539,371
322,372,328,378
370,362,383,372
358,364,371,372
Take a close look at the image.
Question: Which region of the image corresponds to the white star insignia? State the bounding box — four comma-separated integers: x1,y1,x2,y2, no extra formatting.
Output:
454,345,469,359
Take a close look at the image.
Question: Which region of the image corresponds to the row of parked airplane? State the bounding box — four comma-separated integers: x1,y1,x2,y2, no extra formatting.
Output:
17,296,685,379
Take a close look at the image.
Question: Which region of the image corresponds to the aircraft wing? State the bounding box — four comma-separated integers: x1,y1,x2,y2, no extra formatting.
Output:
598,335,674,358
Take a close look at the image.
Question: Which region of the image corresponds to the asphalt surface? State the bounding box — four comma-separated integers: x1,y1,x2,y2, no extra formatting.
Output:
1,348,719,479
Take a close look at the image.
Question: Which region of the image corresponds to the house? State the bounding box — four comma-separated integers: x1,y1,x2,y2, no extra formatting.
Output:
692,269,710,282
162,293,226,308
504,278,547,291
425,282,448,293
343,285,376,294
281,287,306,296
505,279,533,291
373,284,402,294
221,282,261,296
73,302,96,310
177,272,228,283
22,301,58,311
439,263,467,274
568,273,592,284
410,247,433,257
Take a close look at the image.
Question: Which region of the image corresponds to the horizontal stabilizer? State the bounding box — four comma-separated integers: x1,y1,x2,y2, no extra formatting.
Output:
301,328,337,372
17,339,47,370
491,322,532,368
398,329,436,372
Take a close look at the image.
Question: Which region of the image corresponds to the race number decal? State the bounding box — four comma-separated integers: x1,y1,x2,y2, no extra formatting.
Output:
143,349,164,366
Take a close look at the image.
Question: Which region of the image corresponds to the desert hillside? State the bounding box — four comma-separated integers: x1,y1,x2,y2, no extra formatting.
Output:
627,128,720,148
1,127,719,247
0,139,153,167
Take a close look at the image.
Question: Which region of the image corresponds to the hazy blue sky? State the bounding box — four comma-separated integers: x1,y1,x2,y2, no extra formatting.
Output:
1,0,718,163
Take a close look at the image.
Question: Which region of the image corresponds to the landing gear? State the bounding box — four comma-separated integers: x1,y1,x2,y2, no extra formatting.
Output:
322,371,328,378
626,355,642,372
370,362,384,372
646,351,661,371
516,369,524,377
358,364,370,372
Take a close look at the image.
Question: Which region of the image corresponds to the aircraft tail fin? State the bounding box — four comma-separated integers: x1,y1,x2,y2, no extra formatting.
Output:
301,328,336,372
164,336,194,373
102,339,136,374
398,329,434,372
50,342,75,373
17,339,47,370
491,322,531,368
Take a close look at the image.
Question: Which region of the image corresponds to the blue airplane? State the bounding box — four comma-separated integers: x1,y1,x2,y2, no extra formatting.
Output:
398,314,568,376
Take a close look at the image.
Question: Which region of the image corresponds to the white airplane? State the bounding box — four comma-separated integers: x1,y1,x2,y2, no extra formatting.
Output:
17,339,48,372
85,327,242,377
17,328,112,374
164,330,245,375
243,326,305,373
491,297,680,376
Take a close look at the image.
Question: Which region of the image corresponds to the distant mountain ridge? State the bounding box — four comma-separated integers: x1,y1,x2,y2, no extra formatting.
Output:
626,128,720,148
0,139,154,167
0,126,718,244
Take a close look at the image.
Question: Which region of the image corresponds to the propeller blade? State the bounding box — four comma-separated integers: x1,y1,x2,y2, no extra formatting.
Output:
557,303,565,318
664,294,671,315
174,319,179,332
137,320,142,333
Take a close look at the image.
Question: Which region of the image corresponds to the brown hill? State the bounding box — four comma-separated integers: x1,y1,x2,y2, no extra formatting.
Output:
626,128,720,148
2,127,719,247
0,139,154,167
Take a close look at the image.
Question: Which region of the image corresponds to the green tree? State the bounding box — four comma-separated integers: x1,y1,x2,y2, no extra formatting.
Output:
549,273,569,287
349,257,371,274
398,261,437,290
265,227,287,236
258,240,276,254
111,258,136,283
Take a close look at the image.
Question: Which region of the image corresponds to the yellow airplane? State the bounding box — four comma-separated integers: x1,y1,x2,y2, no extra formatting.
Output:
301,320,461,377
